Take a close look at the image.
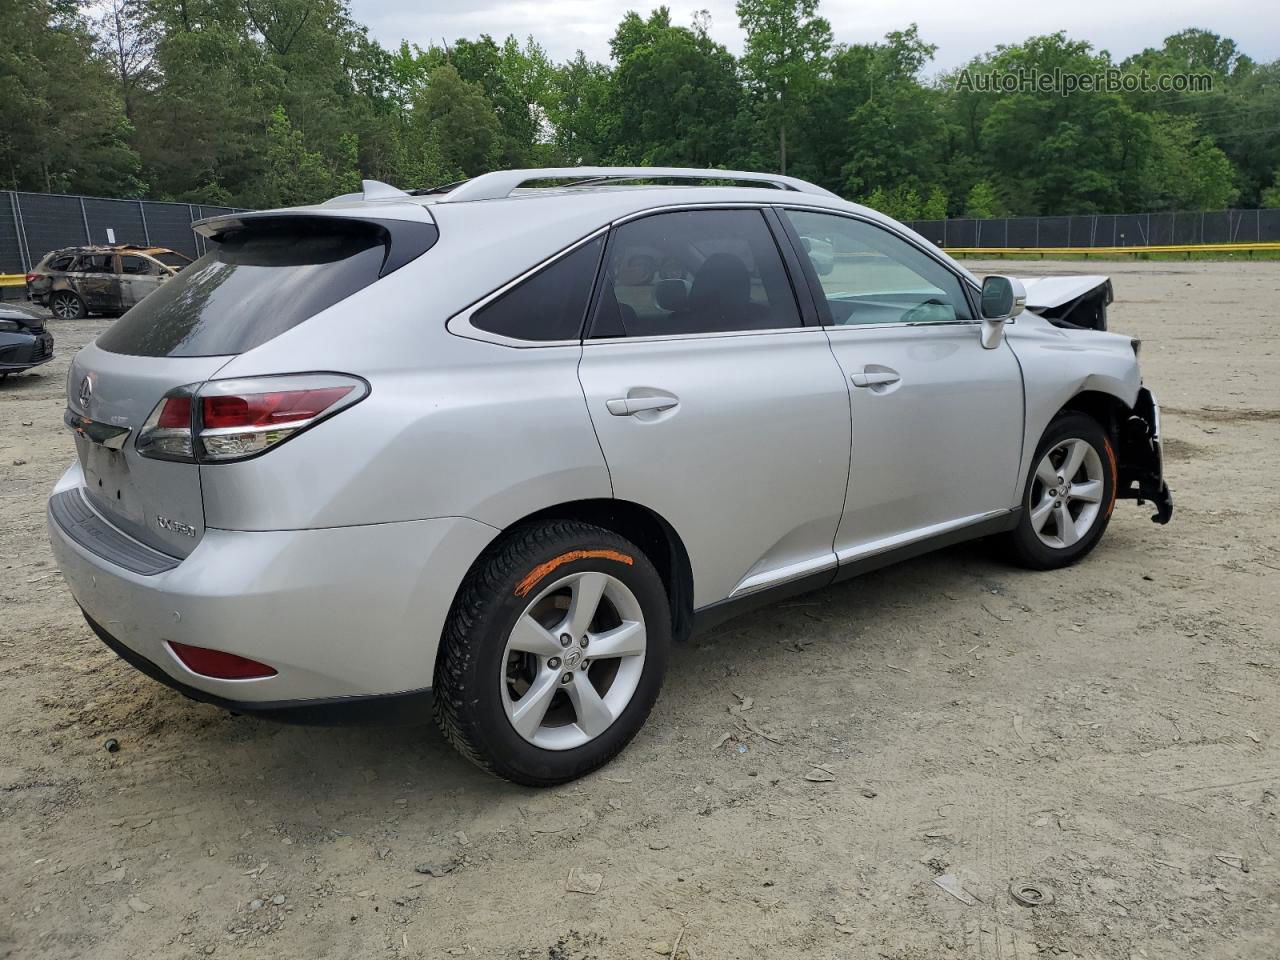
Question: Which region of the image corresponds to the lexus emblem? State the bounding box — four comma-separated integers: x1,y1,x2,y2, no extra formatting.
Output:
78,374,93,410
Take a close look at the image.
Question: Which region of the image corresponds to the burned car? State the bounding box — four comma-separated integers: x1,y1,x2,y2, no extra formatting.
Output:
26,245,192,320
0,305,54,379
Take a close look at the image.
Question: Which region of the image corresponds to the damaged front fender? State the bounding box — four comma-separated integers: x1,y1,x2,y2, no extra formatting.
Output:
1117,387,1173,524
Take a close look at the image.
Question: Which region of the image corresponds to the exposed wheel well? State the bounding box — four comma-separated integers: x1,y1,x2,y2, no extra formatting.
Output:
503,499,695,642
1057,390,1130,441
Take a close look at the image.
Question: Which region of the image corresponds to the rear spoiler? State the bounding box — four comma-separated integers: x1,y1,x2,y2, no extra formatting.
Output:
191,211,438,278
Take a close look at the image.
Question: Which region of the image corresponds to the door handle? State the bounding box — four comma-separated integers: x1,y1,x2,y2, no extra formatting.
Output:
606,395,679,416
850,368,901,388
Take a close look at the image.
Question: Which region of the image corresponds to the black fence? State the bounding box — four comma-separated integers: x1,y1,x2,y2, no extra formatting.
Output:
905,208,1280,249
1,190,244,274
4,191,1279,273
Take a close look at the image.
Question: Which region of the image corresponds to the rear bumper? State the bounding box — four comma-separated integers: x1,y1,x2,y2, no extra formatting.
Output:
82,612,433,724
48,463,499,714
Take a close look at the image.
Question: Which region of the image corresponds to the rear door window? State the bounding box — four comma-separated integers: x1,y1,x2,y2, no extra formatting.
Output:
588,209,801,338
74,254,115,273
96,220,395,357
120,255,153,275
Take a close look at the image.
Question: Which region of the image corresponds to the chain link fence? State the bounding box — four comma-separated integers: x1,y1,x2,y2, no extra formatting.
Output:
1,190,245,274
905,208,1280,249
5,191,1280,276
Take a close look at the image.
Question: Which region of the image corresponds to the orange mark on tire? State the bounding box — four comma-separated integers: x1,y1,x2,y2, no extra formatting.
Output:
1103,437,1119,517
515,550,633,597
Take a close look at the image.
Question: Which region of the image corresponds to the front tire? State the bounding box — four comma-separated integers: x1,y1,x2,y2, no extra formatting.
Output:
1001,412,1117,570
434,520,670,786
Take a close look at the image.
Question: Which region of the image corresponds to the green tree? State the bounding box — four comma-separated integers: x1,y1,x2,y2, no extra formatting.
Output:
547,51,614,164
1261,171,1280,208
920,185,948,220
736,0,831,173
263,105,336,206
413,65,500,176
606,10,744,167
0,0,142,194
1143,114,1238,210
964,180,1002,218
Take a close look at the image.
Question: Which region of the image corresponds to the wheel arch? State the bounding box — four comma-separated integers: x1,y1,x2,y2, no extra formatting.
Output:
472,498,695,644
1056,388,1133,441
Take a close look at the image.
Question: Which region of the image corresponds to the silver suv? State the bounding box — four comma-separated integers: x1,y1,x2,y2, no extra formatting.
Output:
47,167,1172,785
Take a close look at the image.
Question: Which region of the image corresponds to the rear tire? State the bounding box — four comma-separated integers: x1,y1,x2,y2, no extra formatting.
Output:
1001,412,1117,570
50,291,86,320
434,520,670,786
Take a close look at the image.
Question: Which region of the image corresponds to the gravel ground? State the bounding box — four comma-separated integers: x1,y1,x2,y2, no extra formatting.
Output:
1,259,1278,960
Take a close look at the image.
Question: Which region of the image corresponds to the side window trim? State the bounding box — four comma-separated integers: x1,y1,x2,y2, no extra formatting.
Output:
445,227,609,348
584,204,813,343
776,204,983,329
761,207,821,327
770,205,831,327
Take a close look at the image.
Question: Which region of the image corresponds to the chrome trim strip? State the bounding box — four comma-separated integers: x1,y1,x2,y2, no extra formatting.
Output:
835,510,1011,565
728,552,838,599
64,408,131,450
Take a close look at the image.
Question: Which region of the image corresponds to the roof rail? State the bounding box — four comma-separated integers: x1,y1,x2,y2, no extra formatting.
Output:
436,167,839,203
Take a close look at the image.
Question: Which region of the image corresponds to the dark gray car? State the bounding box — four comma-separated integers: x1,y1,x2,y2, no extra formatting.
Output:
0,305,54,379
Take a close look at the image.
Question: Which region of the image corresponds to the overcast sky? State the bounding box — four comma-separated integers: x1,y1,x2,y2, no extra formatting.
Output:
348,0,1278,75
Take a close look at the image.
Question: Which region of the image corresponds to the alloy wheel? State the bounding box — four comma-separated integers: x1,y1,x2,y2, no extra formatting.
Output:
51,293,82,320
500,570,647,751
1029,438,1105,549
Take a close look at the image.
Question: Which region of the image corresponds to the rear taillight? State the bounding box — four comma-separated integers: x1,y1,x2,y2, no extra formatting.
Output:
169,641,277,679
25,273,38,284
136,374,367,463
136,390,196,461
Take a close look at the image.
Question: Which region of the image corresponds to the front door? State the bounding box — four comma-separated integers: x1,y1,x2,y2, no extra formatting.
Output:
577,208,852,607
118,254,165,309
780,208,1025,562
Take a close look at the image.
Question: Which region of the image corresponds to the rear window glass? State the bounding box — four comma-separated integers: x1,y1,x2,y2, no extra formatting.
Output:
471,235,604,341
96,222,388,357
48,255,74,271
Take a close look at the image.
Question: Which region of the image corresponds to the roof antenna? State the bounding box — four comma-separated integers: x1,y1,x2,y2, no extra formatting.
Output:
361,180,411,201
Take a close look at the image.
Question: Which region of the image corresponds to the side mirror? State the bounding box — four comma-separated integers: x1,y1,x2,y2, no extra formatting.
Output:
980,275,1026,320
978,275,1026,349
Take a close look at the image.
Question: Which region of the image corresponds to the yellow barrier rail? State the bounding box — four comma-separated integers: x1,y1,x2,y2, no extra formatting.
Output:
0,274,26,287
944,242,1280,257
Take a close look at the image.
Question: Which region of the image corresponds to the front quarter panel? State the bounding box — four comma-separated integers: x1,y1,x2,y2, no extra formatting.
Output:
1006,313,1141,495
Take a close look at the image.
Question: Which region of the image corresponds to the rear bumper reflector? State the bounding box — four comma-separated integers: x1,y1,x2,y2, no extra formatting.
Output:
168,641,277,680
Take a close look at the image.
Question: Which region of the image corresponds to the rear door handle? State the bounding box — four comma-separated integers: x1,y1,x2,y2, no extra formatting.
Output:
850,368,901,388
606,396,679,416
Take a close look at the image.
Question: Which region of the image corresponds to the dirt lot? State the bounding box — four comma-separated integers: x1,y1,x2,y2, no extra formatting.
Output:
2,258,1278,960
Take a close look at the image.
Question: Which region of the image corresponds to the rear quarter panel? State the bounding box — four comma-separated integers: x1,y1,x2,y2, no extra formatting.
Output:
199,218,614,533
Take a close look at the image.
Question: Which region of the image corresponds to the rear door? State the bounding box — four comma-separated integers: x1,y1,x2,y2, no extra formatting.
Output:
117,254,164,309
577,207,851,607
70,253,122,314
780,207,1024,562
